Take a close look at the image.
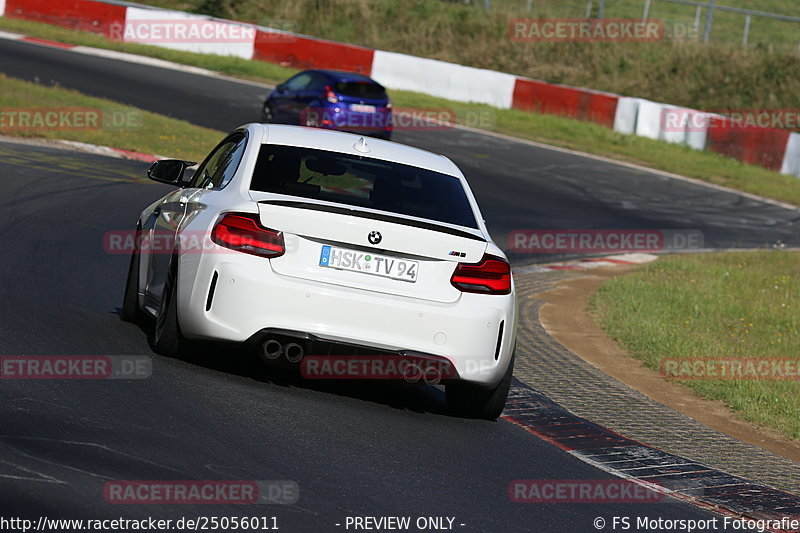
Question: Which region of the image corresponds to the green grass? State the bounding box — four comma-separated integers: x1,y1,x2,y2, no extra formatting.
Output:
0,73,222,161
591,251,800,440
2,17,800,207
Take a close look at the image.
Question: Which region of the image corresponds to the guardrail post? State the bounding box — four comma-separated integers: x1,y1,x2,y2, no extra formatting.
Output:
742,14,751,46
703,0,716,42
694,5,701,33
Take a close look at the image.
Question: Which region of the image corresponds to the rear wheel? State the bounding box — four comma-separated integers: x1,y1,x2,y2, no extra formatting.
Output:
152,257,186,357
446,352,514,420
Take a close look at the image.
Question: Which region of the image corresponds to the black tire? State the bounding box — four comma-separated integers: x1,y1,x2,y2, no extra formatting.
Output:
446,351,515,420
121,234,143,323
262,102,274,123
152,257,185,357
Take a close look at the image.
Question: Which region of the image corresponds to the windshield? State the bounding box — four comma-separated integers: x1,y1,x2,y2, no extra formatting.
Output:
250,144,478,229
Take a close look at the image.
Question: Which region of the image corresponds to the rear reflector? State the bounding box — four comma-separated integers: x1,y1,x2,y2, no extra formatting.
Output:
450,255,511,295
211,213,285,258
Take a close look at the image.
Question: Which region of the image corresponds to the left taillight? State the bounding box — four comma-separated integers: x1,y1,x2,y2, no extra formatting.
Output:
450,254,511,295
211,213,285,258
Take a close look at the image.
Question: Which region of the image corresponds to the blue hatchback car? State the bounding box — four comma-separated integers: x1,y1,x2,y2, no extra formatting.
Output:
262,70,393,140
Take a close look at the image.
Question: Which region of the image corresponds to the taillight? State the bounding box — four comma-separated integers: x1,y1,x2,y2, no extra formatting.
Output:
450,254,511,295
324,85,338,104
211,213,285,258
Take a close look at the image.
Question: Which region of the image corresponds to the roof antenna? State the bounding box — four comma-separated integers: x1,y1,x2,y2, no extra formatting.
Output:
353,137,371,153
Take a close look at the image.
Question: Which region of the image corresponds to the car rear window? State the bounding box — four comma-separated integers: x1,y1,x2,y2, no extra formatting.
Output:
334,81,386,100
250,145,478,229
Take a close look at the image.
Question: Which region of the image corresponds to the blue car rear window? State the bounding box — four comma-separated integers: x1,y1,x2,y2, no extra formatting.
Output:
334,81,386,100
250,145,478,230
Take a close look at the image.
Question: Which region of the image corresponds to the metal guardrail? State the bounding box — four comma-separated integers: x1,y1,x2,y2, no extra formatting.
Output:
458,0,800,47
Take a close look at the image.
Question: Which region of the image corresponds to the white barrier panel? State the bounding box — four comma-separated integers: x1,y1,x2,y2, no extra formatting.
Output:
684,111,715,151
780,132,800,177
612,97,640,135
371,50,516,109
634,99,664,140
123,7,255,59
0,0,6,18
658,106,690,145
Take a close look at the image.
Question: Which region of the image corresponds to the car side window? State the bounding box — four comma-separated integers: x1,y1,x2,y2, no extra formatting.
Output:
189,132,247,190
285,73,312,92
306,74,328,92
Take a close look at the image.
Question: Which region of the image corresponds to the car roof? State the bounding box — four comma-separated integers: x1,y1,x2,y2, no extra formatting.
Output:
249,123,461,177
308,69,380,84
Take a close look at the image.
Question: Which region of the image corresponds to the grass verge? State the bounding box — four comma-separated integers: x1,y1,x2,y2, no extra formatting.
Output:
1,17,800,206
591,251,800,440
0,73,222,161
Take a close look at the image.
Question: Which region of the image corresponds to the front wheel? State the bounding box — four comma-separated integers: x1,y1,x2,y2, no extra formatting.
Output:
152,258,186,357
446,352,515,420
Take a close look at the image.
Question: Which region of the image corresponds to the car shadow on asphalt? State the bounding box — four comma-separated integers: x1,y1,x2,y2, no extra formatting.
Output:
116,309,454,418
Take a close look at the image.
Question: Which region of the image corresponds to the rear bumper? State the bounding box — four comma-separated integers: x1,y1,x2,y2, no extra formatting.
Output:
177,252,516,387
318,105,392,137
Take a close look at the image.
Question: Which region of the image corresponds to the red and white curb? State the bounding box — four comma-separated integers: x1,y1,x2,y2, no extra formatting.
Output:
0,135,164,163
0,29,272,88
513,253,658,274
58,140,163,162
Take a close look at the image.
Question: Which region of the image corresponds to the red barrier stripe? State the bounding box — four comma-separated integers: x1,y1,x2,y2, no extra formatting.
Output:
512,78,618,128
20,36,76,48
253,30,374,74
706,117,790,172
5,0,125,38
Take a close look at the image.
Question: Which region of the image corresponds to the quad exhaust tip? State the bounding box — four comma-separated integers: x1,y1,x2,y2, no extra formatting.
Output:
262,339,283,360
284,343,305,363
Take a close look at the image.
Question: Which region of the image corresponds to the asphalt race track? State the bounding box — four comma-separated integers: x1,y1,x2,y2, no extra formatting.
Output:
0,37,792,531
0,142,729,530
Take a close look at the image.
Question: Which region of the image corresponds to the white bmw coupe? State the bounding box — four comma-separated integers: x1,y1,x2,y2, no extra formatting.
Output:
122,124,517,419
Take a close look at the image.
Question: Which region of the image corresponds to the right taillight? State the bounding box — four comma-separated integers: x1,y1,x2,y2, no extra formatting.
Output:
211,212,285,258
450,254,511,295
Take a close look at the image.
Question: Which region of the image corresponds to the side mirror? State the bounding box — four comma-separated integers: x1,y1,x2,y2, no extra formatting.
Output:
276,84,287,93
147,160,195,186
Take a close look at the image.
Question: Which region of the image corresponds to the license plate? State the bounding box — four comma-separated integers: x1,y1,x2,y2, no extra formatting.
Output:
319,245,418,282
350,104,376,113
